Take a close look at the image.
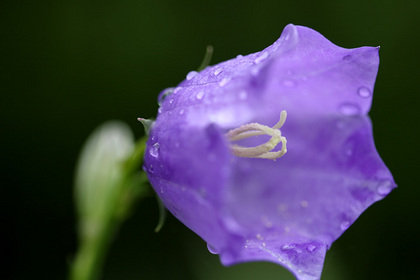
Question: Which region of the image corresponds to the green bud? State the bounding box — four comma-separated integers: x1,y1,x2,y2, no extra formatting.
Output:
74,121,134,242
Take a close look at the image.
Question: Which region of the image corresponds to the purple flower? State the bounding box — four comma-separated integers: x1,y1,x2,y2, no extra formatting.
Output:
144,24,395,280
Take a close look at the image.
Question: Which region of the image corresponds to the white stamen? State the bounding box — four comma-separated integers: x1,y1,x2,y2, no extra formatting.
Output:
226,111,287,160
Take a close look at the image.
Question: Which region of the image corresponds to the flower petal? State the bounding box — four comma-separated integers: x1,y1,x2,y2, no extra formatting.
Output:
144,24,395,280
218,115,395,279
260,25,379,118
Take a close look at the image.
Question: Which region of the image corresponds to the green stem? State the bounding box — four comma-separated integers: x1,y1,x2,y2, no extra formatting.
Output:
70,136,149,280
70,217,116,280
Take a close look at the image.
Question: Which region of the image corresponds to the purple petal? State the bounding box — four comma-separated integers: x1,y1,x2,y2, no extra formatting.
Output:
144,24,395,280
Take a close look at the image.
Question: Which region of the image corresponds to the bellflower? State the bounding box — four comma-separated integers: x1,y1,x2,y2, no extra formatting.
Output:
143,24,395,280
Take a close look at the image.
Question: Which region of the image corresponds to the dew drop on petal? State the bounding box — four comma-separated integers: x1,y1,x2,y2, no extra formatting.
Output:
281,244,295,251
214,68,223,76
340,221,350,231
236,54,243,59
239,91,248,100
339,103,360,116
196,91,205,100
219,78,230,87
207,243,219,254
254,52,269,64
158,87,175,106
179,109,185,115
377,180,393,196
186,71,198,80
306,244,317,252
358,86,372,98
149,143,160,158
343,55,352,62
251,67,260,76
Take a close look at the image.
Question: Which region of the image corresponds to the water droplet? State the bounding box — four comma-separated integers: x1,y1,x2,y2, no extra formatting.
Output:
256,233,264,240
158,107,163,114
239,91,247,100
196,91,205,100
214,68,223,76
377,180,393,196
306,244,317,252
254,52,268,64
169,99,174,104
149,143,160,158
281,244,295,251
186,71,198,80
236,54,243,59
207,244,219,254
339,103,360,116
179,109,185,115
158,87,175,106
219,78,230,87
343,55,352,62
282,79,296,87
174,87,182,93
358,86,371,98
340,221,350,231
251,67,260,76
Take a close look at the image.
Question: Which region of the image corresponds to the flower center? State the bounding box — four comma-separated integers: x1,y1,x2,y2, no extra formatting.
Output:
226,110,287,160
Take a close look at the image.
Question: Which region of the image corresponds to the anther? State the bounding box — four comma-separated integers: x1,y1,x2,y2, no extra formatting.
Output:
226,111,287,160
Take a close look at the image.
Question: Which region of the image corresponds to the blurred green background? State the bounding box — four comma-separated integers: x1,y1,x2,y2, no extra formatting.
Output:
3,0,419,279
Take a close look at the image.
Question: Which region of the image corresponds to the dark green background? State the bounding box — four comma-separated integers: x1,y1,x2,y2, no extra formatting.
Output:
3,0,418,279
